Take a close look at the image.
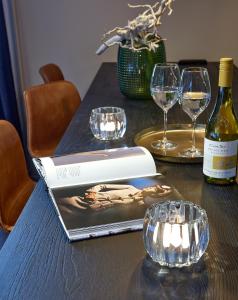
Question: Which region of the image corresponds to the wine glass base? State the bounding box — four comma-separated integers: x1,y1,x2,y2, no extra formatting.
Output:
180,148,203,158
151,140,177,150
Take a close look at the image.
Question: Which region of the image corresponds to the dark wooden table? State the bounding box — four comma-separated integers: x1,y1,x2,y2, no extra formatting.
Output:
0,63,238,300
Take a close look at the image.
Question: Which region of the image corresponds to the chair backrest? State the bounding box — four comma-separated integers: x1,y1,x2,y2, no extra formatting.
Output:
24,81,81,157
39,63,64,83
0,120,35,231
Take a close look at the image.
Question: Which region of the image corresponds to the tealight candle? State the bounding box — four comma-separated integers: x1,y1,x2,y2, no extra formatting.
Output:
100,121,116,132
143,200,209,268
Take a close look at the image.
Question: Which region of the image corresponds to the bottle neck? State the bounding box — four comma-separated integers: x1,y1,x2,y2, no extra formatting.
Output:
216,86,232,105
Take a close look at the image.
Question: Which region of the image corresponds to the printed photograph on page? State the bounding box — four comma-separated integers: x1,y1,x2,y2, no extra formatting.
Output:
52,175,182,231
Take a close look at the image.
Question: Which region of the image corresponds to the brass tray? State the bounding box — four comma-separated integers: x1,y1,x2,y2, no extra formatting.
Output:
134,124,205,163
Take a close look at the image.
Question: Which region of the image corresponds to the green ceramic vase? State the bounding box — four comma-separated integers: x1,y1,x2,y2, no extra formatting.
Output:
117,41,166,100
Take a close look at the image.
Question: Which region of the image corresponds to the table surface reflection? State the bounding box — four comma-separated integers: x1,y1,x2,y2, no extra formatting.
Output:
0,62,237,300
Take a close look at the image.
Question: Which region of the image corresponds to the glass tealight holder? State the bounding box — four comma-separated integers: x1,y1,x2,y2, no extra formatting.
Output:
89,107,126,140
143,200,209,268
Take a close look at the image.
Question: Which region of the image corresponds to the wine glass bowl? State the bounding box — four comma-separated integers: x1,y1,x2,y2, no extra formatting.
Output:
150,63,181,150
180,67,211,157
180,91,210,121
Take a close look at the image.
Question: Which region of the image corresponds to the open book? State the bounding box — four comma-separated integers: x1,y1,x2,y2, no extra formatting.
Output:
34,147,181,241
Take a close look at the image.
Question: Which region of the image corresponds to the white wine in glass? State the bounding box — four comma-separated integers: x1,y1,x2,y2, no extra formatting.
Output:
181,92,211,121
150,63,181,150
180,67,211,157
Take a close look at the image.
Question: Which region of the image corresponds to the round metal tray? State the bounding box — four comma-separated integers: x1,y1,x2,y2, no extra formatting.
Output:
134,124,205,163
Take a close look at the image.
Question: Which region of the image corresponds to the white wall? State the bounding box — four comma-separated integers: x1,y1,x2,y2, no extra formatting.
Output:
13,0,238,98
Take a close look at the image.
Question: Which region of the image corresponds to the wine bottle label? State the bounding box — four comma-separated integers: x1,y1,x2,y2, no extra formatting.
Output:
203,138,238,178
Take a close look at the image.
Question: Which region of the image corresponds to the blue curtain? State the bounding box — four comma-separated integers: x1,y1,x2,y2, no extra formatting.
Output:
0,1,21,132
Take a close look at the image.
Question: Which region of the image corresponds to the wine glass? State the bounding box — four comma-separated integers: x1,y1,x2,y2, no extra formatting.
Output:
180,67,211,157
150,63,181,150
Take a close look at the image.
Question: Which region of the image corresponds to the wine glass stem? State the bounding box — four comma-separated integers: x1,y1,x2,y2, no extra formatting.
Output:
191,118,197,152
163,111,168,144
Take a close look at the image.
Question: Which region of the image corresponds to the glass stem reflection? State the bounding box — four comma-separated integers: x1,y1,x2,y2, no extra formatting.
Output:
191,118,197,152
163,110,168,145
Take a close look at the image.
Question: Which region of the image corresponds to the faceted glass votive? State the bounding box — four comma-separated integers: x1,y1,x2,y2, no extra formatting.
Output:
89,107,126,140
143,200,209,268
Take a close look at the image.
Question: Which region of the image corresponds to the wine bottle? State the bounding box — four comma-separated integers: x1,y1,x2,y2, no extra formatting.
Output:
203,58,238,184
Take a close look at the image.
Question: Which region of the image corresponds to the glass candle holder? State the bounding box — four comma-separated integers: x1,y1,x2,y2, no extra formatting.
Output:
143,200,209,268
89,107,126,140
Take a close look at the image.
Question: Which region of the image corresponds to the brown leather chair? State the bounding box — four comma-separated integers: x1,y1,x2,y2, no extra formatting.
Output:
39,63,64,83
0,120,36,231
24,81,81,157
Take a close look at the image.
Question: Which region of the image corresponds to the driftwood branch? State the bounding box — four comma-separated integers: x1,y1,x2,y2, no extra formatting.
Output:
96,0,174,55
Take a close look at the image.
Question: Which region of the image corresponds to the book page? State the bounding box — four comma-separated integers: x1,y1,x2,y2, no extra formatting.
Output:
34,147,157,189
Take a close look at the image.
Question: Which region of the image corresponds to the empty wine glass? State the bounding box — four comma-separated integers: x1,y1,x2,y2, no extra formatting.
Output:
180,67,211,157
150,63,181,150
